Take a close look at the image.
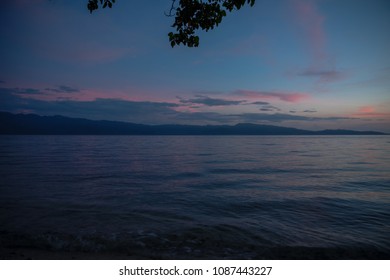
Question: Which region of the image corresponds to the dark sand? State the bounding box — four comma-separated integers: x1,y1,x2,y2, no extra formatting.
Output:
1,246,388,260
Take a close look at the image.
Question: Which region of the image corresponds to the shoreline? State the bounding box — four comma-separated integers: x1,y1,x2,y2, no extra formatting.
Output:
0,247,132,260
1,246,389,260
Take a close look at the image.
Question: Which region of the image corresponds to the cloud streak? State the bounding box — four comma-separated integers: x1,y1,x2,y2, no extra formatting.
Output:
298,69,345,83
45,85,80,93
178,95,245,107
234,90,309,103
229,113,351,123
5,85,150,103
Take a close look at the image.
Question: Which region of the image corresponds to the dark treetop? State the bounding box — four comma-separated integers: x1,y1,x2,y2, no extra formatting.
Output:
87,0,256,47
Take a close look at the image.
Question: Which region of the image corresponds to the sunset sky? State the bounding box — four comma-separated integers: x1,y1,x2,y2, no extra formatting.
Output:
1,0,389,132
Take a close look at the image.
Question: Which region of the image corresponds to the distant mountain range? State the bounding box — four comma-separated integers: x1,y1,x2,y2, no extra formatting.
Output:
0,111,387,135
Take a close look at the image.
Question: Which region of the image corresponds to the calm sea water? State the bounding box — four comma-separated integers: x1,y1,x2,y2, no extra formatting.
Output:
0,135,389,259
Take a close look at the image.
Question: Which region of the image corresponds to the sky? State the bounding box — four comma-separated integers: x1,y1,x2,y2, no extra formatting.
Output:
0,0,389,132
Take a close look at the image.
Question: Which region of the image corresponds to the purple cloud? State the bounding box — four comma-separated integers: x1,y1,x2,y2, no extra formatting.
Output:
45,85,80,93
303,109,317,113
178,95,245,107
299,69,345,83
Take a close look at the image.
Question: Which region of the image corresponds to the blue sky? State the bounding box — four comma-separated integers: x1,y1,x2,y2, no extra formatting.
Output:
1,0,389,132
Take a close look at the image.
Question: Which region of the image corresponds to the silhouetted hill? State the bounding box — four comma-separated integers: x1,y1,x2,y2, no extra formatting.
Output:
0,112,386,135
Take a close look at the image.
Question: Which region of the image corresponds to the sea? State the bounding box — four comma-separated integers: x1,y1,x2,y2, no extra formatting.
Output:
0,135,389,259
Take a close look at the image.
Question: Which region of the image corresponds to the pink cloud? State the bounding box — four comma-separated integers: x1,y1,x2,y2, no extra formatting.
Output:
289,0,347,85
291,0,326,62
352,106,390,118
358,106,375,114
234,90,309,103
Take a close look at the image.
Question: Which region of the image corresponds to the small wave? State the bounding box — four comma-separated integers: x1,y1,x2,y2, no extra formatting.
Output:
172,172,204,179
209,168,255,174
208,167,293,175
196,153,214,157
347,161,373,165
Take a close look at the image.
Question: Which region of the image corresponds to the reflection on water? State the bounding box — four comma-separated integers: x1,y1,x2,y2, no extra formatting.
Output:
0,135,389,259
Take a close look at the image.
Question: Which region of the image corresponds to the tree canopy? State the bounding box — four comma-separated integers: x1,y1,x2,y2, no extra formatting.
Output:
87,0,256,47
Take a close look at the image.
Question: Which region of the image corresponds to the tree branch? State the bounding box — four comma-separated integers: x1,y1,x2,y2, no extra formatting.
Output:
164,0,178,17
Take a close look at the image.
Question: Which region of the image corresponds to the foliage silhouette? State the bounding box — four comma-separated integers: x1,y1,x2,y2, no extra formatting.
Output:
87,0,256,47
